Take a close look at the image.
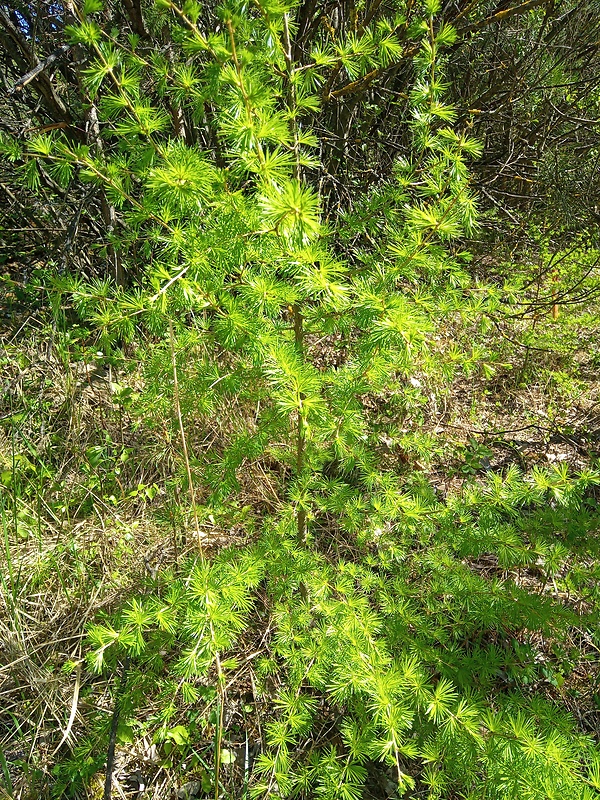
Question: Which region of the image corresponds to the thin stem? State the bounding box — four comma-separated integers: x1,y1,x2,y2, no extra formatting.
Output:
282,12,301,180
214,660,225,800
293,304,307,544
429,13,436,86
169,320,205,557
104,655,130,800
226,18,266,166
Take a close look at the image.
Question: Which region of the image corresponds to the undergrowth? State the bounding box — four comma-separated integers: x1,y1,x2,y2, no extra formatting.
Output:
1,0,600,798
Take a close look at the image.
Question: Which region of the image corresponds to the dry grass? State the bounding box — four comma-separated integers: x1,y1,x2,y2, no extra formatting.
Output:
1,291,600,798
0,313,280,798
0,508,180,799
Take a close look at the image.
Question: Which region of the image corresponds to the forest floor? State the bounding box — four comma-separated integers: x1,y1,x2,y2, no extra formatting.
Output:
1,245,600,799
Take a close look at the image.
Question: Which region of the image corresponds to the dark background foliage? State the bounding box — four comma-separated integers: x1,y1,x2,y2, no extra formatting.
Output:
2,0,599,283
